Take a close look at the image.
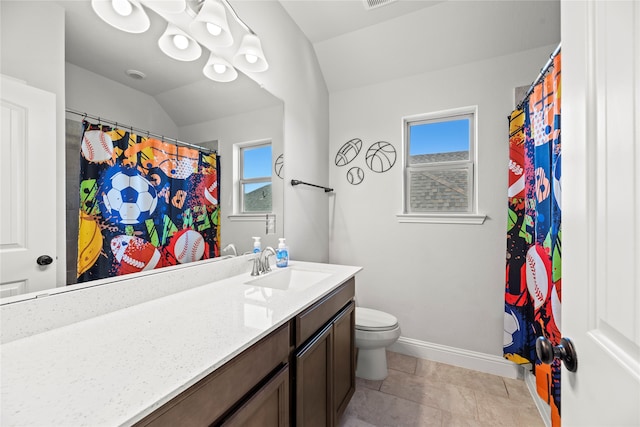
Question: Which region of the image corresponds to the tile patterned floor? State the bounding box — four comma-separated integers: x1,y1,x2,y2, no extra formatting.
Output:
339,351,545,427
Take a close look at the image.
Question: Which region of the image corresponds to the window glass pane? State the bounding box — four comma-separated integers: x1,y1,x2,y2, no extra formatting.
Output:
409,118,470,164
409,168,469,212
242,145,272,179
243,182,272,212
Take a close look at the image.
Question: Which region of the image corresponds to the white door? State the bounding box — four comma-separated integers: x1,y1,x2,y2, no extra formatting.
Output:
561,1,640,425
0,76,57,297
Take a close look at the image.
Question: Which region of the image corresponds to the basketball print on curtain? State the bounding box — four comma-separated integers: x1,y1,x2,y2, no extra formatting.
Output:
504,53,562,427
77,121,221,282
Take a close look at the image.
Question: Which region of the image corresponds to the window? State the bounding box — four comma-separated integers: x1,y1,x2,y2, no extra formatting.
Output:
399,106,485,224
237,141,272,213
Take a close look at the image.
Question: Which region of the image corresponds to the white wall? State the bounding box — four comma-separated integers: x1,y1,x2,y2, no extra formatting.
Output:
329,44,558,357
231,1,330,262
1,1,66,286
179,105,285,254
65,63,178,136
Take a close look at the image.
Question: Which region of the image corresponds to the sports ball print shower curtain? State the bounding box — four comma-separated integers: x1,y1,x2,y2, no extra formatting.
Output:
504,53,561,426
77,121,220,282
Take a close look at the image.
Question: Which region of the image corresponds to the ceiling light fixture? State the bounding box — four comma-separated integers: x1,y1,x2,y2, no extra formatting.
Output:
91,0,269,82
203,53,238,82
158,24,202,61
91,0,150,33
189,0,233,48
233,33,268,72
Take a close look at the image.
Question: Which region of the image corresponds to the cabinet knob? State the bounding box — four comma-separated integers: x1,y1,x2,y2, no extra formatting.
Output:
535,336,578,373
36,255,53,266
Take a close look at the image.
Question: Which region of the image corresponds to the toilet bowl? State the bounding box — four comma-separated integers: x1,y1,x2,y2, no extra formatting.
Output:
355,307,401,380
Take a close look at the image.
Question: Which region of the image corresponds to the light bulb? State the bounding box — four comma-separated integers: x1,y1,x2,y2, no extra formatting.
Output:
245,54,258,64
173,34,189,50
206,22,222,36
112,0,133,16
213,63,227,74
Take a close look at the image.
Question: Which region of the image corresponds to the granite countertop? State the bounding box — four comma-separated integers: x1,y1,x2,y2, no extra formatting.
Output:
0,261,361,426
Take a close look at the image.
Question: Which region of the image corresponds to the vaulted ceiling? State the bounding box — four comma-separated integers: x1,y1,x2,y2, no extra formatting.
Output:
280,0,560,92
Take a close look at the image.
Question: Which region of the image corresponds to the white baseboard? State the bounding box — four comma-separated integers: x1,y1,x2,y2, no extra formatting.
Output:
388,336,523,379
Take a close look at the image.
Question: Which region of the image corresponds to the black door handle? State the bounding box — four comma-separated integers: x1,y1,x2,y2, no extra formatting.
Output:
536,336,578,372
36,255,53,266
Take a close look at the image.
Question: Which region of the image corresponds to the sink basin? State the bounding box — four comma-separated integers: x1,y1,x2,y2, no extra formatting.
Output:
244,268,331,291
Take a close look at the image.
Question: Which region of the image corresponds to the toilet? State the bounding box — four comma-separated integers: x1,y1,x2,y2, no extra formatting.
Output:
355,307,401,380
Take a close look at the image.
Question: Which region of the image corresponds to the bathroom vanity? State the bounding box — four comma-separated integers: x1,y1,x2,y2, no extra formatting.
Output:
0,258,361,426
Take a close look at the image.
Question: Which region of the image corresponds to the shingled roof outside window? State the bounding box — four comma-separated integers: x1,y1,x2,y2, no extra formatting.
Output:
403,107,476,215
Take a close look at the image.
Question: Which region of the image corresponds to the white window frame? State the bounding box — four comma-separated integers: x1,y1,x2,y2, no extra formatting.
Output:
397,106,486,225
229,139,273,220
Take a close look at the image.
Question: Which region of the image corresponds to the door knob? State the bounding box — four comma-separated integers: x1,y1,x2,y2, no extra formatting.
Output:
36,255,53,266
536,336,578,373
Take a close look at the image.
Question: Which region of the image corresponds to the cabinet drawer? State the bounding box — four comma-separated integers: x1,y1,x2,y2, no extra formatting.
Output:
221,365,289,427
135,322,291,427
295,278,355,347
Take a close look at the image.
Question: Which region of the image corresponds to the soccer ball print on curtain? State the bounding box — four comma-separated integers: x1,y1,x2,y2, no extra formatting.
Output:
77,121,220,282
504,53,561,426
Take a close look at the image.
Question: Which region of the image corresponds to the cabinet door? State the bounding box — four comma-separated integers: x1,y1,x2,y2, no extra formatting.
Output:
135,324,290,427
295,322,333,427
332,302,355,424
221,365,289,427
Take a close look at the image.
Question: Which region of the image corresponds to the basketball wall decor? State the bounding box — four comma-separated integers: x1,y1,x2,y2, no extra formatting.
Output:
365,141,396,173
346,167,365,185
335,138,363,166
274,154,284,179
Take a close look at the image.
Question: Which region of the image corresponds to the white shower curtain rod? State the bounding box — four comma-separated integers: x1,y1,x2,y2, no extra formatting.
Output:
65,108,216,154
516,42,562,111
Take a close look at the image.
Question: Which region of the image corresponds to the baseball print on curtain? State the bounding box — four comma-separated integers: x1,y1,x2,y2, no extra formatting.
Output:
77,121,220,282
504,53,561,426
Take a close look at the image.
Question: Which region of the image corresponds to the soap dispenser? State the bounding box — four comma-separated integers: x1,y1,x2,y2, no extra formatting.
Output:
276,238,289,268
252,237,261,254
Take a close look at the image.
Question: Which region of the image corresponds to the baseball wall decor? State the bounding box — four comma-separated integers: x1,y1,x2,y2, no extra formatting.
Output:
346,167,365,185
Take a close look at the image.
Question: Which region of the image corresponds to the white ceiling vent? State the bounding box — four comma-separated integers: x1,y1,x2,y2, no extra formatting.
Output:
363,0,397,11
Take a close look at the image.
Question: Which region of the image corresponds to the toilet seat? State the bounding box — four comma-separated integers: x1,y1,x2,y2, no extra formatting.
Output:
355,307,399,332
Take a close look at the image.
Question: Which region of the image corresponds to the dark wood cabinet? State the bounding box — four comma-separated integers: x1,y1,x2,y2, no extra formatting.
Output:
295,299,355,427
134,277,356,427
295,322,333,427
332,302,356,422
221,365,289,427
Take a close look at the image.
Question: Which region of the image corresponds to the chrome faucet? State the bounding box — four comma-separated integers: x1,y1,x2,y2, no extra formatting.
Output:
251,246,276,276
261,246,276,273
222,243,237,257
